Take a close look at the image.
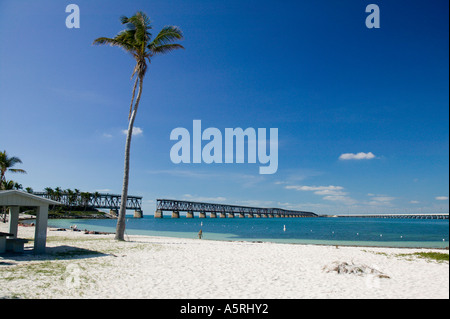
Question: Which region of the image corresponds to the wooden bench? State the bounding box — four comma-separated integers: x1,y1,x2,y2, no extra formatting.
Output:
0,232,13,254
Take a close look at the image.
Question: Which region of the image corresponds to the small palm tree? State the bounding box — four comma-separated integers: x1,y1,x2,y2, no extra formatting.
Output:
0,151,26,189
94,11,184,240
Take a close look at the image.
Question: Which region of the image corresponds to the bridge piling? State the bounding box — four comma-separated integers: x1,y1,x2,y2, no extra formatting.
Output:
134,210,143,218
172,211,180,218
110,209,118,217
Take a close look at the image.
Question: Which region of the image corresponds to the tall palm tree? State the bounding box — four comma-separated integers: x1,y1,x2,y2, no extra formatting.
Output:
0,151,26,189
94,11,184,240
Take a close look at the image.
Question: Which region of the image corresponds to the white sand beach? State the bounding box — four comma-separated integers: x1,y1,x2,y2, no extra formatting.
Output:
0,223,448,299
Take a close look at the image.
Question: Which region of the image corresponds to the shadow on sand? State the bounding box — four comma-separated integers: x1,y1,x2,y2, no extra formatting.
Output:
0,245,109,263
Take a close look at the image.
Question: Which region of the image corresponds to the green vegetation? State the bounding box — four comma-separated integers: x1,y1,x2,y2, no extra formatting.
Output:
48,209,108,219
19,205,110,219
398,252,449,263
35,187,114,218
0,150,26,189
365,250,449,263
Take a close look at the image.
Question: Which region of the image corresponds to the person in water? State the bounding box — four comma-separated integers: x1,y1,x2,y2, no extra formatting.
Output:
198,229,203,239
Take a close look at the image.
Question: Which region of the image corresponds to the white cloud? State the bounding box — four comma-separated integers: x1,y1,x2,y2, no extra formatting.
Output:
366,196,396,207
371,196,395,202
102,133,113,138
323,195,357,205
285,185,344,193
182,194,227,203
410,200,420,204
236,199,275,207
286,184,356,205
122,127,143,136
314,189,348,196
96,188,112,192
339,152,376,160
436,196,449,201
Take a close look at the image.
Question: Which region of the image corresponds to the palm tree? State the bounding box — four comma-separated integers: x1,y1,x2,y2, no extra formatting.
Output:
54,187,63,202
74,189,81,206
44,187,54,200
94,11,184,240
80,192,92,211
0,151,26,189
66,188,77,207
1,180,22,190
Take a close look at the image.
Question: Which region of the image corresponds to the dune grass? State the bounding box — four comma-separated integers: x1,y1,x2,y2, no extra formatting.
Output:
398,252,449,263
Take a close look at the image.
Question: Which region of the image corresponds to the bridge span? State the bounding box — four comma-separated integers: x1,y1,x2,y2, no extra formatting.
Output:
155,199,318,218
336,214,449,220
33,192,143,218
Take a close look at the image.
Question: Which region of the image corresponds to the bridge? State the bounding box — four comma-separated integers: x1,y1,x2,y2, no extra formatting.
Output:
336,214,449,220
33,192,143,218
155,199,318,218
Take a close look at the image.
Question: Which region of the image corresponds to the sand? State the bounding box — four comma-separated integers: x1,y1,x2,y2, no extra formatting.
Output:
0,223,448,299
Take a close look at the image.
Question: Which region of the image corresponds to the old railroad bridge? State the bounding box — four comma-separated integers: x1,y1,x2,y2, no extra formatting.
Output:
155,199,318,218
33,192,143,218
32,192,448,220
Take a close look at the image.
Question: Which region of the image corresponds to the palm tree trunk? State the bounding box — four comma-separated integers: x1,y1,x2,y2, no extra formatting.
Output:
128,77,138,121
115,75,144,241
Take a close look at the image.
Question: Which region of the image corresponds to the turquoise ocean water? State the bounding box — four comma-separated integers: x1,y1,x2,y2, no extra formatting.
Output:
46,215,449,249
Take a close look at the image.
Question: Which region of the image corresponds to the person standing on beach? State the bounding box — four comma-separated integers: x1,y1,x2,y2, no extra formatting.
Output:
198,229,203,239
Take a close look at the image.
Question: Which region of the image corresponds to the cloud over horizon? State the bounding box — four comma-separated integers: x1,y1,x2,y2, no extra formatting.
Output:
285,184,357,205
339,152,376,160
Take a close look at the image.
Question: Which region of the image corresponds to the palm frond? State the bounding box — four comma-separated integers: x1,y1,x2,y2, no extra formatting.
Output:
149,43,184,56
120,15,130,25
150,26,184,47
93,35,135,53
7,156,23,166
8,169,26,174
127,12,152,47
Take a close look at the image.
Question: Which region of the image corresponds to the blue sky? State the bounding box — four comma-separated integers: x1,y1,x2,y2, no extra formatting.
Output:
0,0,448,214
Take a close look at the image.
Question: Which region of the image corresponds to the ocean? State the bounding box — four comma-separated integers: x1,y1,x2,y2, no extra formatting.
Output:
46,215,449,249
